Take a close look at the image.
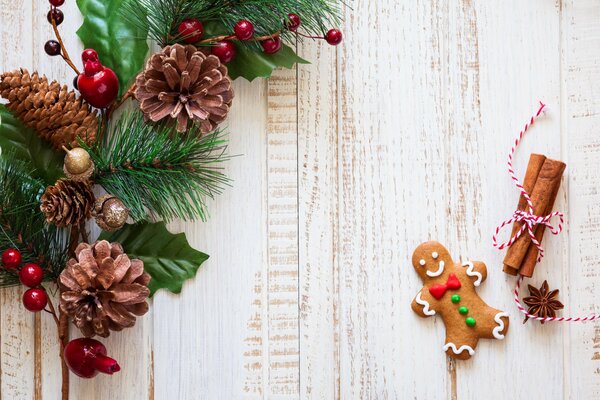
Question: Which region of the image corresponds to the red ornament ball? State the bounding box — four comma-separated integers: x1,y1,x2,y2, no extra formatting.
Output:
178,19,204,44
234,20,254,41
211,41,236,63
287,13,301,31
19,264,44,288
325,29,343,46
2,248,22,269
47,8,64,26
261,36,282,55
23,288,48,312
49,0,65,6
65,338,121,378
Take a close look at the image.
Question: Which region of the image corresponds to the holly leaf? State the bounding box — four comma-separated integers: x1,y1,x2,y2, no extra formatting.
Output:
0,105,64,184
227,43,309,81
203,22,309,81
99,221,209,296
76,0,149,97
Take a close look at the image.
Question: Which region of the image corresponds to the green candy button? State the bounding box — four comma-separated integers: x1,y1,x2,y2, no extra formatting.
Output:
458,306,468,315
451,294,460,303
465,317,476,327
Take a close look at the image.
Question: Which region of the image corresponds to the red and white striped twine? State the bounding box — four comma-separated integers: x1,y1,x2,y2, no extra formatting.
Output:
494,102,599,323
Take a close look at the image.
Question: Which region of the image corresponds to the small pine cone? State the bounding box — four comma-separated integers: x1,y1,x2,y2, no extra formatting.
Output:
40,179,95,227
0,68,98,149
59,241,151,338
135,44,234,134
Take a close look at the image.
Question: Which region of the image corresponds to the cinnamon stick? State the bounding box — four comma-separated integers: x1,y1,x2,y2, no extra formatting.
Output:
502,154,547,275
503,158,566,274
519,160,565,277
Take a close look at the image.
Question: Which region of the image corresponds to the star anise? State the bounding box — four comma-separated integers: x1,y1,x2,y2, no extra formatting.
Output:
523,280,564,324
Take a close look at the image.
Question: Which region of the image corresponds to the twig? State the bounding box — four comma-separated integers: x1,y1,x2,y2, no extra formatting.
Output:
47,292,69,400
110,84,137,116
50,11,80,76
197,30,282,44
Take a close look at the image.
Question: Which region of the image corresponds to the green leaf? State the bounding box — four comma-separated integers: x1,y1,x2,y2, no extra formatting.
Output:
99,221,209,295
227,43,309,81
0,105,64,184
76,0,149,97
204,21,309,81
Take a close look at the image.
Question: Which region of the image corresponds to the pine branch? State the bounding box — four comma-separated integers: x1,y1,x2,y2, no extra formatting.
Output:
84,111,231,223
0,155,70,287
122,0,342,47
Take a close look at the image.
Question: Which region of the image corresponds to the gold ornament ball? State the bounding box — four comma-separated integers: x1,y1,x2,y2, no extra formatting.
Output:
64,147,93,175
94,195,129,231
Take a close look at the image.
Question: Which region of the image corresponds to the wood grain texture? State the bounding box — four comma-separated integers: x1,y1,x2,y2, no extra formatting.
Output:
1,0,600,398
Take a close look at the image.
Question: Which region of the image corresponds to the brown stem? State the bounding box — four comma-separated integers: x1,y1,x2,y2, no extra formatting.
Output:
47,293,69,400
197,31,282,44
79,223,89,244
50,11,80,76
109,84,137,116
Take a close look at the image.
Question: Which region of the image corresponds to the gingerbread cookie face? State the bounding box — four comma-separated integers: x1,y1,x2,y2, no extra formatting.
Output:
410,241,509,360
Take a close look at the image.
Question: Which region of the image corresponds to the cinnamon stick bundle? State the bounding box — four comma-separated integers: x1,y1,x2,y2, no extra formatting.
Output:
503,154,566,277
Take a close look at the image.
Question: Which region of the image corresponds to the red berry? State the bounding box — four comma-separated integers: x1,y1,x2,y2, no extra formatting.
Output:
49,0,65,6
65,338,121,379
19,264,44,288
2,248,22,269
22,288,48,312
325,29,343,46
44,40,61,56
211,41,236,63
261,36,282,55
47,8,64,26
287,13,301,31
178,19,204,44
78,50,119,108
234,20,254,41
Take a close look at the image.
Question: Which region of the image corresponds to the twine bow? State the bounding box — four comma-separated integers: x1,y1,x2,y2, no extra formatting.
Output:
492,102,564,263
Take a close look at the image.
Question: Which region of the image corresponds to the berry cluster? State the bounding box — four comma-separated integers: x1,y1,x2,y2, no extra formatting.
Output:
45,0,66,57
177,13,343,64
1,248,47,312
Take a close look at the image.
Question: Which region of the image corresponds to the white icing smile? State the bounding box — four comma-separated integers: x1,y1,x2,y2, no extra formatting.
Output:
462,261,483,286
426,261,445,277
493,312,509,339
443,342,475,356
416,291,436,316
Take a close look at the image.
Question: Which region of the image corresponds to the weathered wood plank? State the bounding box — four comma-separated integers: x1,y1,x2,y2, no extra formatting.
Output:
297,39,339,399
0,1,35,398
562,0,600,398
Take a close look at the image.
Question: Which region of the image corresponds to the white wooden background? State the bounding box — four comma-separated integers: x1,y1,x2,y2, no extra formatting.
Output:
1,0,599,398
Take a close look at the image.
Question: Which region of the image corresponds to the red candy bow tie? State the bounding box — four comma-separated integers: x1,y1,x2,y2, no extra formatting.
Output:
428,273,461,300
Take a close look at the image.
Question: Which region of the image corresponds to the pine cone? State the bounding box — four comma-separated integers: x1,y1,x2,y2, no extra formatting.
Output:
0,68,98,149
135,44,234,134
40,179,95,227
59,241,150,338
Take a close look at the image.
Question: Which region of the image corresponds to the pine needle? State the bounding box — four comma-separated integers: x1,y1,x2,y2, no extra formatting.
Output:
84,111,231,223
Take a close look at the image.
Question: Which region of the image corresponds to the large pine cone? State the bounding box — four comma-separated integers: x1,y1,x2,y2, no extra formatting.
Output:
135,44,234,134
0,69,98,149
40,179,95,227
59,241,150,338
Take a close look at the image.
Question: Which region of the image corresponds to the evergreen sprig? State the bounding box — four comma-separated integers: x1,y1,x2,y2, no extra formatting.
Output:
122,0,342,46
84,111,230,223
0,155,69,287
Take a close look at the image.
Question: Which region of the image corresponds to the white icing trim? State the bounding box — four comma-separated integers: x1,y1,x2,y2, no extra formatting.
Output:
492,312,509,340
443,342,475,356
462,261,483,286
432,252,439,259
415,291,436,316
426,261,445,277
419,259,426,266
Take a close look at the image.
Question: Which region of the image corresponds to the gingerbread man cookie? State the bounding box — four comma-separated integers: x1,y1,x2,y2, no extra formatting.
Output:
410,241,509,360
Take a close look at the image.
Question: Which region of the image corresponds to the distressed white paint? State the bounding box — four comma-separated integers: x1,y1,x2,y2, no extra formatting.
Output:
1,0,600,399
